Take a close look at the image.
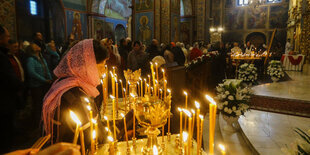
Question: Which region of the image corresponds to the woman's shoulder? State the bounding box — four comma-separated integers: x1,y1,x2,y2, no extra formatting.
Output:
61,87,87,107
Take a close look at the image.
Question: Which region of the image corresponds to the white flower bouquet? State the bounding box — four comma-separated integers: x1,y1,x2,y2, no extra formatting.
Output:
281,128,310,155
215,79,252,117
185,53,211,70
267,60,284,81
238,63,258,84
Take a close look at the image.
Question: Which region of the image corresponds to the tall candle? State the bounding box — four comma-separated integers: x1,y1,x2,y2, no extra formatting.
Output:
167,89,171,134
79,127,85,155
110,95,117,140
121,113,129,147
139,77,143,97
148,75,151,93
70,110,81,145
206,95,217,155
183,91,188,130
178,108,183,144
195,101,200,153
191,109,195,137
104,116,110,135
108,136,115,154
137,82,140,97
160,89,163,100
123,88,127,114
91,130,96,155
155,62,159,83
120,80,124,99
116,78,119,115
184,110,192,155
150,63,156,96
110,71,115,97
198,115,204,155
144,78,147,94
183,132,188,155
92,119,98,147
164,80,167,99
131,94,136,139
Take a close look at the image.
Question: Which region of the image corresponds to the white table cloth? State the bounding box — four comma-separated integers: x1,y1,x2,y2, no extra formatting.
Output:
281,54,305,71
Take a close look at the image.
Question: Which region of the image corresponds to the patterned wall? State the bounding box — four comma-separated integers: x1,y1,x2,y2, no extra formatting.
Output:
160,0,171,44
0,0,16,39
196,0,206,41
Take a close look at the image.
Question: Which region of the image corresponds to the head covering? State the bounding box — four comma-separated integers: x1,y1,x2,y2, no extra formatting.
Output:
170,42,176,47
42,39,100,134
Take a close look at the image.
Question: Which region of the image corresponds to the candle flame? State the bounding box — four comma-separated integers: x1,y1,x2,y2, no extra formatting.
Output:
155,80,158,84
153,145,158,155
195,101,200,109
164,80,167,83
100,79,103,84
191,109,195,114
160,89,162,92
161,68,165,73
110,71,114,77
219,144,225,151
130,93,135,98
182,132,188,142
205,95,216,105
70,110,81,125
84,98,90,103
107,136,114,142
91,119,97,124
155,62,158,66
148,75,150,78
114,77,117,82
120,113,125,118
92,130,96,140
183,91,188,96
123,88,126,92
183,109,192,117
139,77,142,81
119,79,122,83
147,84,149,87
167,89,171,93
151,87,153,90
150,62,153,65
104,116,108,120
110,95,115,99
178,107,182,112
102,74,106,79
105,127,109,132
86,105,91,111
112,66,115,70
128,81,130,85
199,114,204,119
144,78,146,82
137,82,139,85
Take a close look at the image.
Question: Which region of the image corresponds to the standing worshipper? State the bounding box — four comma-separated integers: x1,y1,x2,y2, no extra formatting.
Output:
101,38,121,68
42,39,119,146
118,38,129,71
172,42,185,66
179,43,189,64
189,42,203,61
45,40,60,75
146,39,161,60
0,26,24,154
127,41,149,72
244,41,254,54
26,43,52,127
33,32,46,53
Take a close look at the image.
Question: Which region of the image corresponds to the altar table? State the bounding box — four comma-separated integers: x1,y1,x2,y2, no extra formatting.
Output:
281,54,305,71
97,134,208,155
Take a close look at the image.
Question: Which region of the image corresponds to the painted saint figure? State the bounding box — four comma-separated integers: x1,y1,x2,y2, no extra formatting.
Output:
138,16,151,45
72,12,83,40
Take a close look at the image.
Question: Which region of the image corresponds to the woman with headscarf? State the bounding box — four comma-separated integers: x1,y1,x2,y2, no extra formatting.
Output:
42,39,114,146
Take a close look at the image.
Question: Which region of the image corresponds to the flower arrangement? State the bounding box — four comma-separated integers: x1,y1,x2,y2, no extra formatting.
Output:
185,53,211,70
238,63,258,84
267,60,284,82
215,79,252,117
281,128,310,155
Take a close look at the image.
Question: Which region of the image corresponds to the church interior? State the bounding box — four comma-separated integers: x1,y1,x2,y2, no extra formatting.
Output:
0,0,310,154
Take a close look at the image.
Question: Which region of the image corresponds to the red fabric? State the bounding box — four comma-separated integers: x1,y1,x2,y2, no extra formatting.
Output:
280,55,285,63
8,56,22,81
190,48,203,61
288,55,302,65
43,39,100,135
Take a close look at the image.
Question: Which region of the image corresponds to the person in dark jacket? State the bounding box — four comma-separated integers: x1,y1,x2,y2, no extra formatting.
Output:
171,42,185,66
0,25,24,153
26,43,52,127
33,32,46,53
146,39,162,61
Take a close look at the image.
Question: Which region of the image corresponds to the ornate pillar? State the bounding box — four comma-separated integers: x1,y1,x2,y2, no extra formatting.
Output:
195,0,206,41
300,0,310,63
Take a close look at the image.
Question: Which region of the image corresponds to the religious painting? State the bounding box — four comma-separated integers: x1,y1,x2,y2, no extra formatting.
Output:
225,9,244,30
135,12,154,45
135,0,153,12
93,18,115,41
180,0,192,16
97,0,132,20
269,5,289,29
171,0,179,14
171,14,180,42
247,7,267,29
180,21,190,44
225,0,233,8
66,10,87,39
91,0,100,12
63,0,86,11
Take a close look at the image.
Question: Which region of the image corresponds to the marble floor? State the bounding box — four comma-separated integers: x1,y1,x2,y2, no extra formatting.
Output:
253,64,310,101
238,110,310,155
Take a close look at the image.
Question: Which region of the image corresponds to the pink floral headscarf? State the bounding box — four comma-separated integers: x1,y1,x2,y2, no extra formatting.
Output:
42,39,100,135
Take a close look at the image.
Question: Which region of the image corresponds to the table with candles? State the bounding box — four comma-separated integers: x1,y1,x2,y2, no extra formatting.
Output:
66,62,226,155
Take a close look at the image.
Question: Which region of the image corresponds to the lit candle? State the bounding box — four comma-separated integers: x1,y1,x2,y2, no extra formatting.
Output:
148,75,151,93
139,77,143,97
199,115,204,154
162,68,166,81
92,119,98,147
123,88,127,114
79,127,85,155
191,109,195,137
144,78,147,94
110,71,115,97
195,101,201,154
164,80,167,99
160,89,163,100
151,87,154,95
184,110,192,154
219,144,226,155
150,62,156,96
178,108,183,144
130,93,136,139
70,110,81,144
110,95,117,140
91,130,95,154
116,77,119,115
155,80,159,97
153,145,158,155
125,80,128,97
104,116,110,136
183,91,188,130
121,113,129,147
167,89,171,134
86,105,93,141
155,62,159,84
137,82,140,97
183,131,189,155
120,79,124,99
108,136,115,154
206,95,217,155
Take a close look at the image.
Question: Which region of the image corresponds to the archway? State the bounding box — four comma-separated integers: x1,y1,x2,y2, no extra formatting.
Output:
115,24,126,45
245,32,266,48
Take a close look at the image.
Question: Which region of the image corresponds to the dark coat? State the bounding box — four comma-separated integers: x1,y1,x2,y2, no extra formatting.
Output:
172,47,185,66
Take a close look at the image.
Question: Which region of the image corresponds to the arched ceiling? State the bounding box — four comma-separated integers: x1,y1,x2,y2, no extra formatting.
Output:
91,0,132,20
